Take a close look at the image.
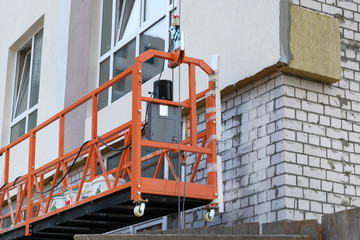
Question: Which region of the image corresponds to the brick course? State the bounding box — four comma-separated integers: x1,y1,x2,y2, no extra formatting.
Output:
185,0,360,229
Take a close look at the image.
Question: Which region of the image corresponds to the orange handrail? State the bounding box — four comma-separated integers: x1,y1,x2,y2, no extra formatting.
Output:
0,49,218,237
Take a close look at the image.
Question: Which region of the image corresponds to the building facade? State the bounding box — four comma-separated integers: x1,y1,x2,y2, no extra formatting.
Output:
0,0,359,234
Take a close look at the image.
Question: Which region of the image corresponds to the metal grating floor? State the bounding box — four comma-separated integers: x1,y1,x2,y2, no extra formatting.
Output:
2,187,208,240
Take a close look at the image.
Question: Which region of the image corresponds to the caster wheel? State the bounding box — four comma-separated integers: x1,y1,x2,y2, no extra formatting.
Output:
204,209,215,222
134,203,145,217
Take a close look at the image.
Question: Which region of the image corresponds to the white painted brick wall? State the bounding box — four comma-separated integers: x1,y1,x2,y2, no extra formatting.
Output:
322,4,342,15
186,0,360,228
337,0,357,11
301,0,322,11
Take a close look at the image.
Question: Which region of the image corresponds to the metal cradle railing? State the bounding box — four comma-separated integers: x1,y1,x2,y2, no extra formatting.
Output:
0,49,218,237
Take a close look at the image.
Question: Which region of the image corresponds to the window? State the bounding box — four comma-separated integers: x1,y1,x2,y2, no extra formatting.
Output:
98,0,176,110
106,217,167,234
10,29,43,142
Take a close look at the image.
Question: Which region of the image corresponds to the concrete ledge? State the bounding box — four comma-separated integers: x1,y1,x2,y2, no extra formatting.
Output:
74,234,311,240
159,223,259,235
322,207,360,240
262,220,320,240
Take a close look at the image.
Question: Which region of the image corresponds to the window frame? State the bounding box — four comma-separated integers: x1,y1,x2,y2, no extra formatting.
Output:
10,28,43,143
105,216,167,234
13,48,33,120
98,0,176,109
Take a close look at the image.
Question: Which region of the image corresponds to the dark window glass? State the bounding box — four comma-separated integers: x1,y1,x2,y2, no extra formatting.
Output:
140,19,166,83
10,118,26,142
112,39,135,101
100,0,113,55
28,109,37,131
29,29,43,108
98,58,110,110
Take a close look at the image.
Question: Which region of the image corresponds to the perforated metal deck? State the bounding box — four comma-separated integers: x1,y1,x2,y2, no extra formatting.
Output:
4,188,208,240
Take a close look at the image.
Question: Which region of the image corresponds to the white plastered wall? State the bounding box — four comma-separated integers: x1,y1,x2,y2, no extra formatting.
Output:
182,0,282,90
86,0,283,140
0,0,71,182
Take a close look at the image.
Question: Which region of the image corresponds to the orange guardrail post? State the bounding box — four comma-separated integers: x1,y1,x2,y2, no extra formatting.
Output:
131,59,142,202
26,131,36,235
90,94,99,180
4,149,9,184
188,63,197,146
205,80,217,193
91,94,98,141
59,115,65,157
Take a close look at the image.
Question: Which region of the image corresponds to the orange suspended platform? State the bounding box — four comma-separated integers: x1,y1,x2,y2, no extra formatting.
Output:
0,50,219,239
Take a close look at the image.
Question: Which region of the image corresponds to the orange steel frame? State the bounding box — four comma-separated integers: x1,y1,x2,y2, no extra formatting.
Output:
0,49,218,236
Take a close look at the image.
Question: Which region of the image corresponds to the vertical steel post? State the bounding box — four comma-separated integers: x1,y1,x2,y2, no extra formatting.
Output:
91,95,98,140
205,81,217,191
59,115,65,157
4,149,9,184
90,94,98,180
188,64,197,146
26,131,36,236
131,61,142,201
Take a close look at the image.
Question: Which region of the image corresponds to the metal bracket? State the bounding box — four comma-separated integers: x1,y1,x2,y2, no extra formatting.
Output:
133,199,149,205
